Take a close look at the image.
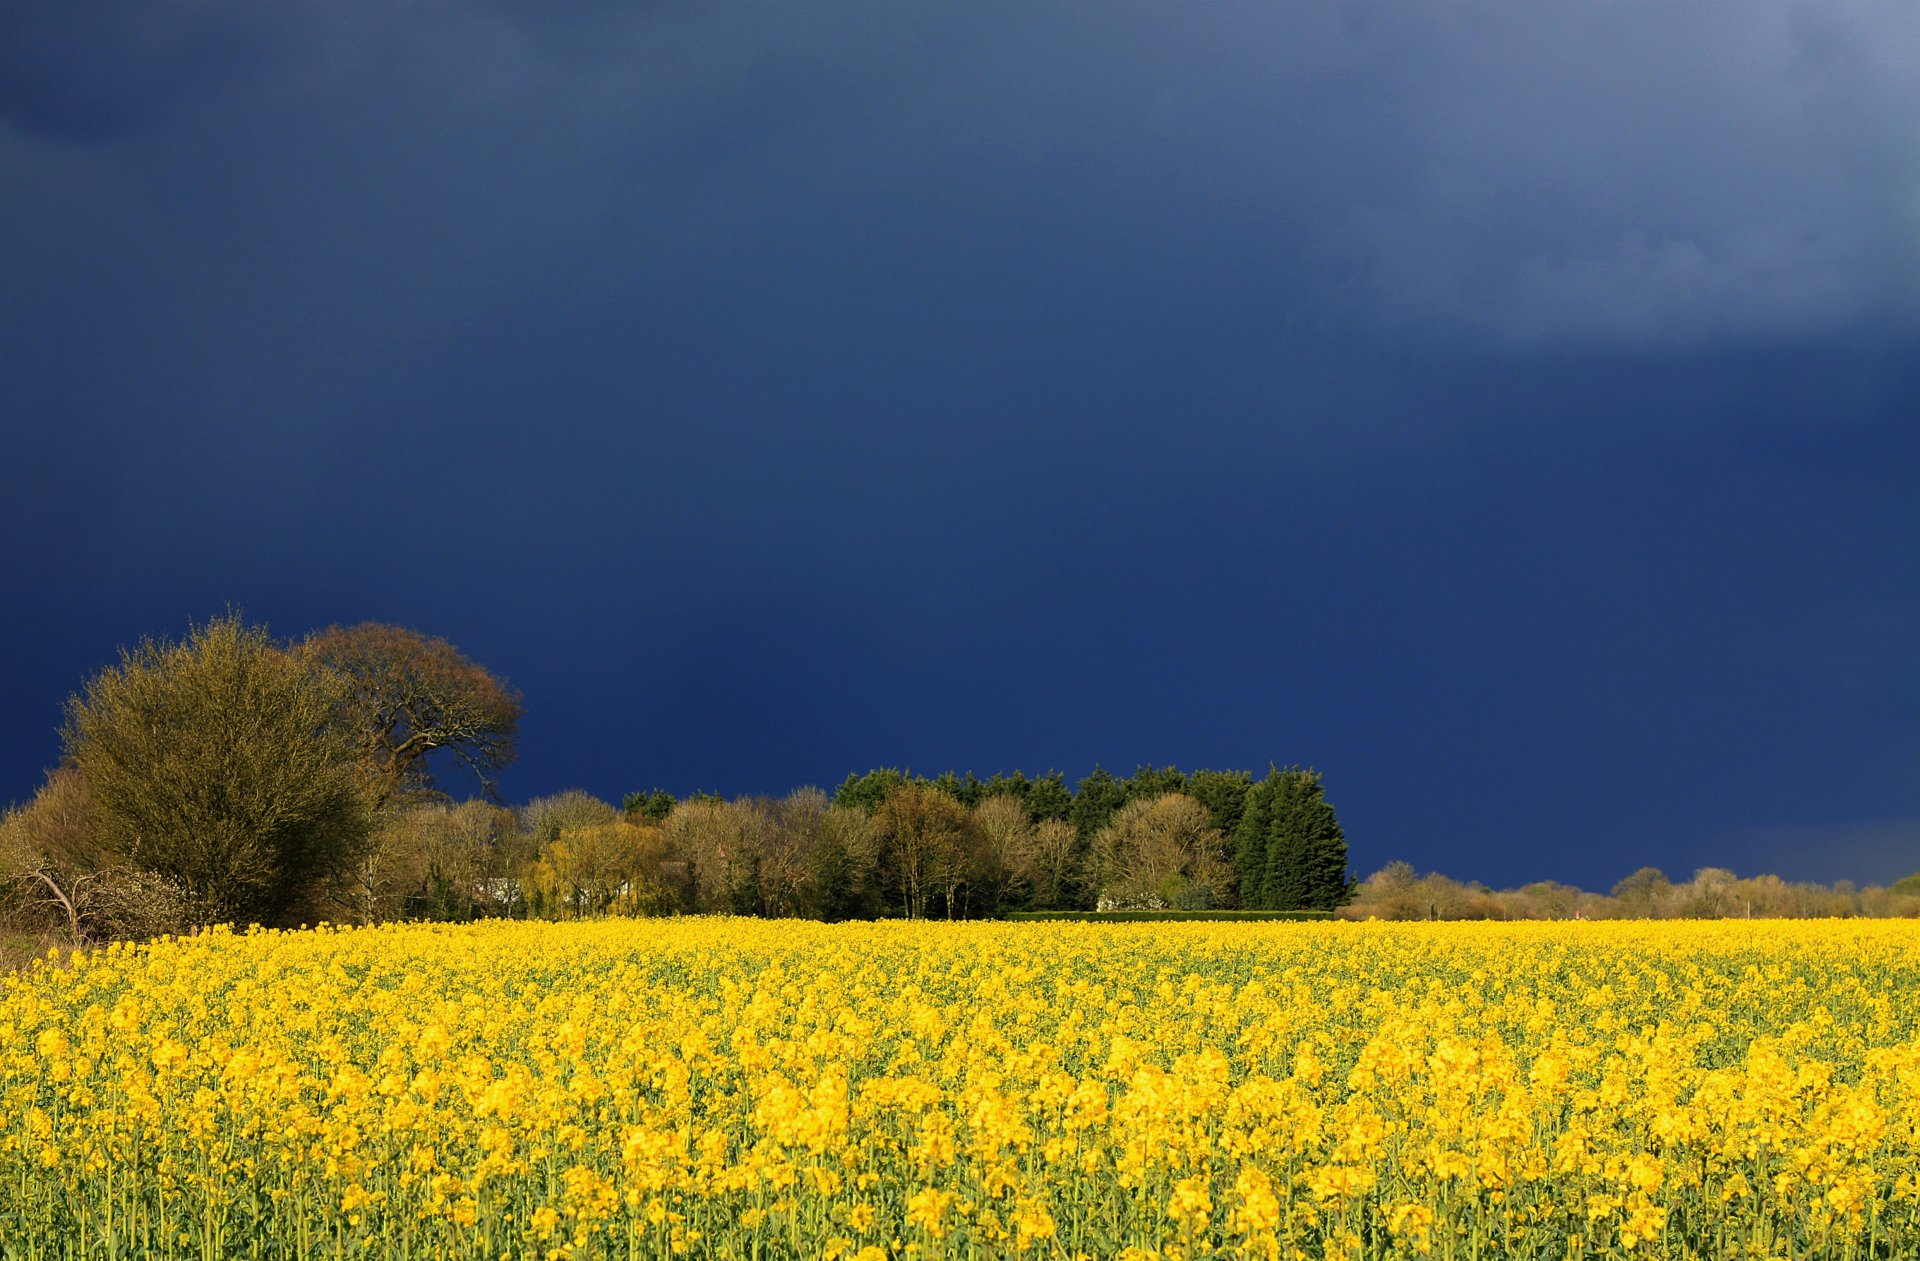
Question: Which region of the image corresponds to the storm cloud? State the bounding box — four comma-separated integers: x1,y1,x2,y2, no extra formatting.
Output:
6,1,1916,350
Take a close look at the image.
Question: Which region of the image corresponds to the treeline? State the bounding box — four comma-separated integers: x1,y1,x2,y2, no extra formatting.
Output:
10,615,1914,947
0,616,1350,944
1344,861,1920,921
292,761,1352,926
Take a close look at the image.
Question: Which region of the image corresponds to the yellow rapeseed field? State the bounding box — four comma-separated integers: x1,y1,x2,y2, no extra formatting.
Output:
4,919,1919,1259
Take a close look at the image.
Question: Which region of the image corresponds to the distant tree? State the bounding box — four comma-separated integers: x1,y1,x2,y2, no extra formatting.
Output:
874,782,976,919
750,790,846,918
522,790,619,845
980,771,1033,807
1091,793,1231,910
974,794,1081,910
364,799,520,921
1186,769,1253,842
1123,764,1187,802
1233,767,1349,911
1413,872,1495,920
1347,860,1422,920
973,795,1036,906
300,623,522,808
523,816,673,920
1070,766,1127,841
1674,867,1739,918
1025,820,1081,909
622,788,678,822
1231,774,1274,904
834,768,913,814
1511,880,1582,920
1610,866,1673,917
806,800,884,920
931,809,1008,919
926,771,992,809
662,798,764,915
1023,771,1073,823
1892,872,1920,897
62,615,371,925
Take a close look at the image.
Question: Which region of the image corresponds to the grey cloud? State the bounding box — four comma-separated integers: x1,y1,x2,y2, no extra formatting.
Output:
1321,1,1920,347
3,0,1916,357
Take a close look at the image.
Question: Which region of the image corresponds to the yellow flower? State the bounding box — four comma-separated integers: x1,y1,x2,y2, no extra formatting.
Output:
905,1187,956,1237
1167,1174,1213,1226
1231,1167,1280,1235
1386,1203,1435,1254
1013,1197,1057,1247
1618,1204,1668,1248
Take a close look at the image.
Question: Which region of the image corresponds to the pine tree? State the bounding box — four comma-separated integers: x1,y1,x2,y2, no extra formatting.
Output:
1188,769,1252,844
1231,774,1276,907
833,768,912,813
1023,772,1073,823
1265,768,1350,910
1069,766,1127,841
981,770,1033,807
622,788,677,822
1123,764,1187,801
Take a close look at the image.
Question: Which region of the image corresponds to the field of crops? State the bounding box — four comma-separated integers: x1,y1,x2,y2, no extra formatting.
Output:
4,919,1919,1259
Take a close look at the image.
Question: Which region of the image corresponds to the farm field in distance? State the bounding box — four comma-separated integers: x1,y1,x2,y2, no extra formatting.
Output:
6,919,1919,1259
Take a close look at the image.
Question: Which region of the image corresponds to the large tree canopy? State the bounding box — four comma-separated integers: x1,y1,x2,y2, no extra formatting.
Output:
62,616,371,924
301,623,523,807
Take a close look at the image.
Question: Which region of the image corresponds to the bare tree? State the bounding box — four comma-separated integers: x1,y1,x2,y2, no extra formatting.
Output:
875,782,974,919
522,790,618,844
1347,861,1423,920
348,799,522,922
974,795,1035,901
1091,793,1230,910
301,623,523,807
662,798,764,914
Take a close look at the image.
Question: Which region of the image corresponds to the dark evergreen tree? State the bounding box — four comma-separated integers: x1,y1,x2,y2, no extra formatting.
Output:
1024,772,1073,823
833,768,912,813
981,770,1032,807
1231,773,1276,907
1237,767,1349,910
621,788,677,822
1123,764,1187,801
1069,766,1128,840
1187,769,1252,844
1066,767,1126,910
927,771,990,808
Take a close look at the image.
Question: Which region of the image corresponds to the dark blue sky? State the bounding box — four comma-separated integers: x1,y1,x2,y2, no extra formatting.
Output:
3,1,1916,889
